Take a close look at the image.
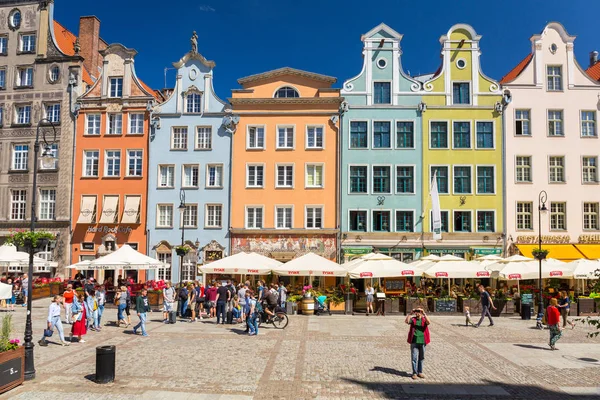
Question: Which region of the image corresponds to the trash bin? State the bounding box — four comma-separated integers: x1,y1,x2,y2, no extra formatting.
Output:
521,303,531,320
96,345,116,384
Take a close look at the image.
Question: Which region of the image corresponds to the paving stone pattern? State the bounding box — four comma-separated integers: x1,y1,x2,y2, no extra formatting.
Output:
4,300,600,399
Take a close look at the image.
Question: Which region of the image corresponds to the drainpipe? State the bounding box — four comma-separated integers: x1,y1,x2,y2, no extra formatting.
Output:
337,102,347,264
227,115,234,259
501,103,508,257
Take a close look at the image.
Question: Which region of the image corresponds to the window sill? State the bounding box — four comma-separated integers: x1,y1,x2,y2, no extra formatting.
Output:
204,226,223,230
124,176,143,179
582,182,599,185
515,181,533,184
14,86,34,90
105,133,123,137
476,193,496,196
548,182,567,184
547,135,565,138
205,186,223,190
372,147,393,150
275,187,294,190
581,136,598,139
305,186,324,190
81,176,99,179
349,147,369,150
245,148,266,151
8,169,28,173
429,147,450,150
38,168,58,173
170,148,188,151
181,186,199,190
395,192,416,195
275,148,295,151
395,147,416,150
155,226,174,229
16,50,35,55
157,186,175,190
194,148,213,151
126,133,145,136
102,176,121,179
11,123,32,128
305,147,324,151
514,135,532,138
83,134,101,137
245,186,264,189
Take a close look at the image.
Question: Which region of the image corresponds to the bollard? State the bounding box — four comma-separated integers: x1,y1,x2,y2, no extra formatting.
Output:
95,345,116,384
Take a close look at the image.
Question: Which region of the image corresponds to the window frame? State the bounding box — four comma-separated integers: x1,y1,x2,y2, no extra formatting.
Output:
15,104,31,125
430,210,450,233
245,205,264,229
372,209,392,232
371,164,392,195
205,164,224,189
452,165,473,195
275,205,294,229
128,113,144,135
44,102,61,124
476,210,496,233
395,209,415,233
475,165,496,195
158,164,175,188
305,125,324,149
475,120,495,149
348,164,369,195
156,203,174,228
104,149,121,178
395,120,415,149
11,144,29,171
18,33,36,53
580,110,597,138
109,77,124,98
185,92,202,114
515,155,533,184
0,67,6,89
15,66,33,88
348,209,368,232
581,156,598,184
516,201,533,231
582,202,600,231
515,109,531,136
276,125,295,150
546,65,563,92
550,201,567,231
349,120,369,149
548,155,566,184
10,189,27,221
204,204,223,228
452,120,472,149
85,113,101,135
372,120,392,149
246,125,265,150
246,163,265,188
126,149,143,177
429,120,449,149
395,164,416,195
430,165,450,195
305,163,324,189
273,86,300,98
275,164,294,189
453,209,473,233
181,164,200,189
195,126,212,150
0,36,7,55
171,126,188,150
181,203,198,229
305,205,324,229
82,150,99,178
107,113,123,135
452,81,471,105
547,109,564,137
373,81,392,105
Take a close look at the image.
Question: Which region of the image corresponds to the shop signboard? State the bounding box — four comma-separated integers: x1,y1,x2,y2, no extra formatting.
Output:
344,247,372,255
472,247,502,255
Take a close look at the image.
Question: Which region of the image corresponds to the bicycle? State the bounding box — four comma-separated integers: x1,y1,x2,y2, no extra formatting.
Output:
257,306,289,329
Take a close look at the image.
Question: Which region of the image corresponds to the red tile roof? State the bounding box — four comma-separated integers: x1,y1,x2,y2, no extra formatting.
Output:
500,54,533,84
53,20,94,86
586,62,600,81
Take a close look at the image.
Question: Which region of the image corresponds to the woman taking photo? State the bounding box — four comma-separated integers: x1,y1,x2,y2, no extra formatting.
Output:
365,284,375,316
405,307,430,380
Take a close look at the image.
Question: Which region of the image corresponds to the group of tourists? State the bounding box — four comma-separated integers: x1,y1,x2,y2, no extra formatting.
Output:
1,274,29,310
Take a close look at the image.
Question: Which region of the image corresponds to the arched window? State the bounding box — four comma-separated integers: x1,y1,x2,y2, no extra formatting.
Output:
186,93,201,113
49,65,60,83
274,86,299,98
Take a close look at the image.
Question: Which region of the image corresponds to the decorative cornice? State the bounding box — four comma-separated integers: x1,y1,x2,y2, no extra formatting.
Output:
173,51,215,69
99,43,137,59
237,67,337,85
230,228,338,235
228,97,343,105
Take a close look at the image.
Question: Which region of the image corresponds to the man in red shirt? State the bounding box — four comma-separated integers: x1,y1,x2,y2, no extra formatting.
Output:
205,283,218,319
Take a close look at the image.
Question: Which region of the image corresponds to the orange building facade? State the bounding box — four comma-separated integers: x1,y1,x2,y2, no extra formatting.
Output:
229,68,342,263
71,44,156,282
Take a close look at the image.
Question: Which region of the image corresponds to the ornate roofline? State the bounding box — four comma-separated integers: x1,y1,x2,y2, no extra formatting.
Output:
228,97,343,105
99,43,137,58
531,22,575,44
440,23,481,43
361,22,403,41
237,67,337,85
173,51,216,69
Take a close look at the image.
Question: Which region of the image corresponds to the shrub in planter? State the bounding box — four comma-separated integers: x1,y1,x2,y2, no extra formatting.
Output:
5,230,55,253
0,315,24,394
175,246,189,257
531,248,549,261
147,290,162,307
405,297,429,314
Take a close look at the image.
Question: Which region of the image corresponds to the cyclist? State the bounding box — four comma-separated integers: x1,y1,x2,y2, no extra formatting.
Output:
263,284,279,321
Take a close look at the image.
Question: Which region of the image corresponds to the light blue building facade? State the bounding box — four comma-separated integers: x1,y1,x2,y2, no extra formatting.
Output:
147,40,231,282
340,24,424,263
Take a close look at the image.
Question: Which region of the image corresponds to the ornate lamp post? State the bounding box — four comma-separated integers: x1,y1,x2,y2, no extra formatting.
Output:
24,119,57,380
536,190,548,325
177,189,186,316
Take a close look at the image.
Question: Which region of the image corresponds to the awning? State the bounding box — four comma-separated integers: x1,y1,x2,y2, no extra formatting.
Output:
121,196,141,224
77,196,97,224
574,244,600,260
516,244,585,261
99,196,119,223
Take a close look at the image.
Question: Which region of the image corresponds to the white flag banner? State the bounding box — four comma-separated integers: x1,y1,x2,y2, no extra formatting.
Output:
430,171,442,240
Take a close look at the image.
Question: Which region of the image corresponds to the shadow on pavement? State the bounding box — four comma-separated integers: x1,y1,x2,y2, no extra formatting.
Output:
370,366,413,378
513,344,550,351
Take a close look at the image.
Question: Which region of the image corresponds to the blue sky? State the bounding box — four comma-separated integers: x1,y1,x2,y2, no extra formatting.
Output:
55,0,597,99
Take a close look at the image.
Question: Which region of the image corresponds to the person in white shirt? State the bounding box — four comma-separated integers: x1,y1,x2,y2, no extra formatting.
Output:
39,295,69,346
162,281,175,323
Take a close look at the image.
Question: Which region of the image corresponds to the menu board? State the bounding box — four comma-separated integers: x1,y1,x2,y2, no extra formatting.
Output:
521,294,534,305
435,299,457,312
384,278,406,293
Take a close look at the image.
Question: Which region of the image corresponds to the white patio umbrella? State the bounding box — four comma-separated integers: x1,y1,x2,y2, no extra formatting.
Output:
274,252,346,277
494,256,573,280
410,254,440,268
199,251,281,275
344,253,423,278
0,244,58,269
421,255,469,294
65,244,166,270
569,259,600,294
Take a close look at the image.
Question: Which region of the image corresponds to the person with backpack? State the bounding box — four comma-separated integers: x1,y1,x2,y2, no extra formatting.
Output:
133,288,150,337
247,290,259,336
178,284,189,319
263,284,279,321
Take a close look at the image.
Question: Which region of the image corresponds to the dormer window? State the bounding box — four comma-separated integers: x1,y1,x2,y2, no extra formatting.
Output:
186,93,201,113
547,66,562,91
274,86,299,98
109,77,123,98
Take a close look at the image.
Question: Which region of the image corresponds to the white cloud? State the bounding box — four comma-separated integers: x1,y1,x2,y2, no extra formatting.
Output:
199,5,215,12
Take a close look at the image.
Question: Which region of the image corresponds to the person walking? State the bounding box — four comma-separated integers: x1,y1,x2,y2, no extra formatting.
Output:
365,284,375,316
206,282,218,319
405,307,430,380
474,284,496,327
5,278,16,311
215,282,230,325
243,289,251,333
188,284,196,322
238,283,247,323
84,289,97,331
124,284,132,326
278,282,287,307
133,288,150,337
115,287,128,327
547,298,563,350
95,285,106,329
62,284,75,324
39,295,69,346
70,293,87,343
21,274,28,307
162,281,175,323
558,291,575,329
247,290,258,336
178,284,189,319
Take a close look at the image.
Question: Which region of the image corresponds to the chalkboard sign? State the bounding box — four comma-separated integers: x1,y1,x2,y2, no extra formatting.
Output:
435,299,457,312
521,294,534,305
0,356,22,390
384,278,406,292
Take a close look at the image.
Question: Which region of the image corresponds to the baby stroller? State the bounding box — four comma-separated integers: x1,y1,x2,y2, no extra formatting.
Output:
314,295,331,316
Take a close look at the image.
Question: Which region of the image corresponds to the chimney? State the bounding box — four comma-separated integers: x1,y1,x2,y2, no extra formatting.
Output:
591,51,599,68
78,16,101,80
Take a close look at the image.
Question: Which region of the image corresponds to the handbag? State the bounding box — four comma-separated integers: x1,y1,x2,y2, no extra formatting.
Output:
44,328,54,337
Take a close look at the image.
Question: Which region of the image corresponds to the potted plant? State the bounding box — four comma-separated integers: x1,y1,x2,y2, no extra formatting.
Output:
287,294,303,315
405,293,429,315
175,246,189,257
5,230,55,253
0,315,24,394
147,290,162,307
32,283,51,300
327,291,345,313
531,248,549,261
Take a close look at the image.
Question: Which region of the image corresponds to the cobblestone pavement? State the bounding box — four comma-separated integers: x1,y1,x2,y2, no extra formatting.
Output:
3,300,600,399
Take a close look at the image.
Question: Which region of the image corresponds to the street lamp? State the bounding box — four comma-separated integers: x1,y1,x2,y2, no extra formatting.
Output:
177,188,186,316
537,190,548,324
24,119,57,380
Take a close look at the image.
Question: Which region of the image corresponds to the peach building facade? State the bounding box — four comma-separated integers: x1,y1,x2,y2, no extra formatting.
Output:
229,68,342,262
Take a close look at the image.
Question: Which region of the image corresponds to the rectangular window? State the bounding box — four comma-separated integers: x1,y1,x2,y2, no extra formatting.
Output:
206,164,223,188
172,127,188,150
372,166,391,194
453,166,472,194
372,210,391,232
39,189,56,220
431,211,449,233
373,82,391,104
396,121,414,148
349,211,367,231
582,157,598,183
306,164,323,188
583,202,599,230
157,204,173,228
452,82,470,104
16,105,31,124
182,204,198,228
186,93,201,113
16,67,33,87
431,166,449,194
247,126,264,149
548,110,563,136
430,122,448,148
276,165,293,188
547,66,562,91
246,207,263,229
86,114,101,135
476,166,494,194
396,166,414,194
109,77,123,98
516,156,532,183
515,110,531,136
0,68,6,89
105,150,121,177
396,211,414,232
40,143,58,170
476,122,494,148
11,144,28,170
45,103,60,123
477,211,495,232
129,113,144,134
196,127,212,149
247,165,264,188
350,121,368,148
581,111,597,137
20,34,36,52
549,156,565,183
10,190,26,220
0,36,7,55
83,150,99,177
159,165,175,188
516,202,533,230
182,164,199,188
453,121,471,148
454,211,472,232
276,207,293,229
107,114,122,135
205,204,222,228
306,126,323,149
373,121,391,148
157,253,172,281
277,126,294,149
306,207,323,229
127,150,143,177
349,166,367,193
550,202,566,230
